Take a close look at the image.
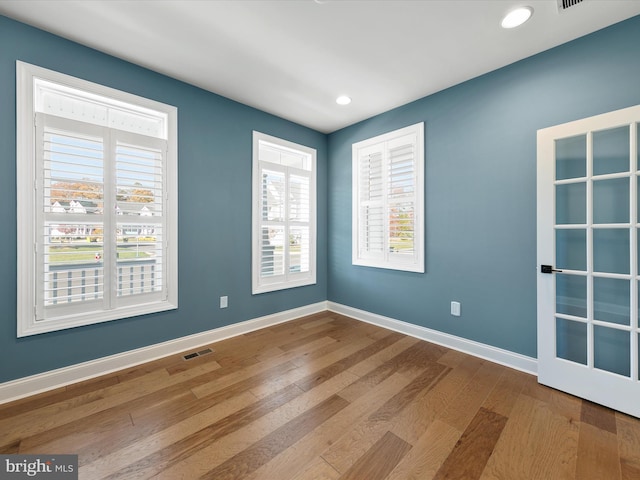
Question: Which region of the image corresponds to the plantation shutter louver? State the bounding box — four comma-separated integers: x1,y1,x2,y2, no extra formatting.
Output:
387,134,416,258
39,116,105,310
115,135,166,300
36,113,168,320
352,123,424,272
359,147,385,258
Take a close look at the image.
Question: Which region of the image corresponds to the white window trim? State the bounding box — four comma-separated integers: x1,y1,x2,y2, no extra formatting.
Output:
16,61,178,337
252,131,317,294
352,122,425,273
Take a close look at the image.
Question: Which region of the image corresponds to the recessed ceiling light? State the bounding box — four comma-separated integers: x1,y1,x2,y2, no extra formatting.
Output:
336,95,351,105
501,6,533,29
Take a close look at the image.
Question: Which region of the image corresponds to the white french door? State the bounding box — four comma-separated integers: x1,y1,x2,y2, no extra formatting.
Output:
537,104,640,418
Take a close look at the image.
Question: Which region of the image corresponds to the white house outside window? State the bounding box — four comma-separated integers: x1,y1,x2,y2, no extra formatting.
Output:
16,62,178,337
252,132,316,294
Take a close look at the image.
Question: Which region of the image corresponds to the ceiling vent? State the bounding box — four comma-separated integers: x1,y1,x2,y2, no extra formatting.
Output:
557,0,584,12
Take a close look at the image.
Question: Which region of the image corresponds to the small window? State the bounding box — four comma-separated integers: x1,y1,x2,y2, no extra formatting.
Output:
252,132,316,294
16,61,178,336
352,123,425,272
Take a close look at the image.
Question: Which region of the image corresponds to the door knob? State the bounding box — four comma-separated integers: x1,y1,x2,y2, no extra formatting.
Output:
541,265,562,274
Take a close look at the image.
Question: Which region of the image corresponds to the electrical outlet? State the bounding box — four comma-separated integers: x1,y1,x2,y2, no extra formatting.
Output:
220,296,228,309
451,301,461,317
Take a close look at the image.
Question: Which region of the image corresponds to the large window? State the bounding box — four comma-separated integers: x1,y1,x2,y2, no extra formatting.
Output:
352,122,425,272
16,62,178,337
252,132,316,294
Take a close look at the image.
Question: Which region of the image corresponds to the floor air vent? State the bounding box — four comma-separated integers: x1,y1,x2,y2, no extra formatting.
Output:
183,348,213,360
557,0,584,11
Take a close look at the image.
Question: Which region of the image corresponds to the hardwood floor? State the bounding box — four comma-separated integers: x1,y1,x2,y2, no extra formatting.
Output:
1,312,640,479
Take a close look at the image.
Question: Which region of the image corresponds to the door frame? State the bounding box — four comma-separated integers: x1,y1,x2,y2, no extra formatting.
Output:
537,105,640,418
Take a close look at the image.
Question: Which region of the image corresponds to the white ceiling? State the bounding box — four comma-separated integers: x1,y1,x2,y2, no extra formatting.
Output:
2,0,640,133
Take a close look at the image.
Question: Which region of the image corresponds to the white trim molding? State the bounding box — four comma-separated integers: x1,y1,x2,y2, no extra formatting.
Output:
328,302,538,376
0,302,327,405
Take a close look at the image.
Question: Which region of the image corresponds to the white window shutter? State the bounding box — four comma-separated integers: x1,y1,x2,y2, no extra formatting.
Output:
252,132,317,294
352,123,424,273
358,146,385,259
17,61,178,337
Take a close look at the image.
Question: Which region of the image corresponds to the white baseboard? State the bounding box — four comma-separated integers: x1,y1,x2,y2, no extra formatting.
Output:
0,301,328,405
328,302,538,376
0,300,538,405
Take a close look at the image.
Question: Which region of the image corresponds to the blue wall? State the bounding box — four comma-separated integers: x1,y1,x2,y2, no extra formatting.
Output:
327,15,640,358
0,16,327,383
2,13,640,384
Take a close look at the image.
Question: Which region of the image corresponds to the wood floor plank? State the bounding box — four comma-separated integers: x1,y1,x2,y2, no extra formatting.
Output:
203,334,371,405
402,354,483,428
617,414,640,480
337,431,411,480
339,338,436,403
198,395,350,480
209,318,340,367
575,422,621,480
279,322,345,352
3,353,224,449
19,410,133,454
581,400,617,434
243,372,414,480
191,333,375,400
386,419,461,480
387,366,452,445
479,392,579,480
80,389,260,478
0,368,171,445
520,374,582,424
289,457,340,480
0,440,20,454
148,369,360,479
437,349,469,368
437,360,504,432
481,368,529,418
346,335,419,379
432,407,507,480
0,385,70,418
322,361,447,474
7,361,225,455
294,331,405,392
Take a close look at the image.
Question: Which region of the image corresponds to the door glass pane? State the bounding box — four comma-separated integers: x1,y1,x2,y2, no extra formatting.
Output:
594,326,630,377
556,135,586,180
556,183,586,224
638,281,640,328
556,274,587,317
593,229,630,274
556,229,586,271
593,277,630,326
593,178,629,224
637,124,640,171
556,318,587,365
593,126,630,176
636,178,640,222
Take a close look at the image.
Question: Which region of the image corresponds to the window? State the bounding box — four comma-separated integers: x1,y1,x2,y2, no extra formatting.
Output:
252,132,316,294
352,122,424,272
16,61,178,337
